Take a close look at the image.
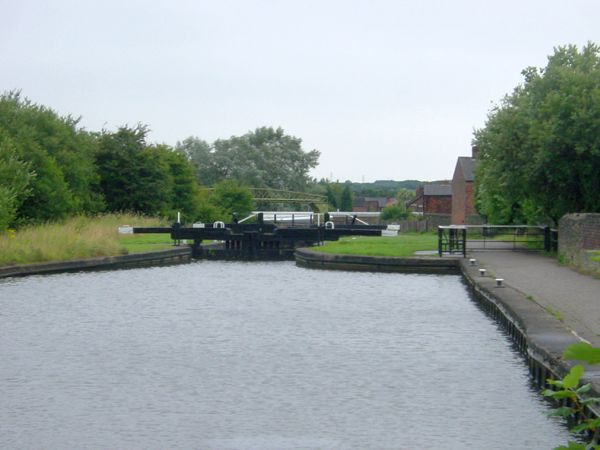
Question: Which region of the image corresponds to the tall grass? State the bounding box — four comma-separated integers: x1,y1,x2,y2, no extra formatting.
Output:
0,214,167,266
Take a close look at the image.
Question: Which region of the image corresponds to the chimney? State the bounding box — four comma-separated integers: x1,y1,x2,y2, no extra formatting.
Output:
471,145,479,159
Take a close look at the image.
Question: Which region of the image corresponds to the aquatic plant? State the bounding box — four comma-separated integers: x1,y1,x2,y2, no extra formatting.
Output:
545,343,600,449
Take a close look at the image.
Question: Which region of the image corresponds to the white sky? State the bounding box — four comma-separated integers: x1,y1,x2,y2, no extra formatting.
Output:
1,0,599,182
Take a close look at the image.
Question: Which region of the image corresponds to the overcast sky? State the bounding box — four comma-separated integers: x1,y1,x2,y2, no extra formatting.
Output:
2,1,599,182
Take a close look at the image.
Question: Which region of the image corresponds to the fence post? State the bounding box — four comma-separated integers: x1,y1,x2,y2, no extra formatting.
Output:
543,226,551,252
438,227,443,257
462,227,467,258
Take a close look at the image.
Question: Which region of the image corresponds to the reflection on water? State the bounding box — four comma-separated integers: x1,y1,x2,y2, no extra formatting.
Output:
0,261,571,449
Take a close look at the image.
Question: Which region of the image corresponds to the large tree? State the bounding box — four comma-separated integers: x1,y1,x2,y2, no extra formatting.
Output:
95,126,200,219
175,137,213,184
340,184,353,211
0,92,103,222
176,127,320,191
0,132,35,230
159,145,200,221
474,43,600,224
324,183,341,209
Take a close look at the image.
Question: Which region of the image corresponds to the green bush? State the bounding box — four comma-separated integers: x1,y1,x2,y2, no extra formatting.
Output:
381,204,409,221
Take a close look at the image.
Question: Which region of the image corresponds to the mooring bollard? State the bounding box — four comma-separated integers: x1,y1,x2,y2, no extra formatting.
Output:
479,268,487,276
495,278,504,287
469,258,477,266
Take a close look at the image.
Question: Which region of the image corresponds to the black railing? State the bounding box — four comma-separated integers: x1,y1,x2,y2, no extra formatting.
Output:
438,225,556,256
438,226,467,257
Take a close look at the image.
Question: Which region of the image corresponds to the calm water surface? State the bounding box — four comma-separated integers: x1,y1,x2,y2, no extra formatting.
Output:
0,261,571,449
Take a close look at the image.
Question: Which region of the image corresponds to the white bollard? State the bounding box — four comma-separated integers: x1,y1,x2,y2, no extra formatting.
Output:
469,258,477,266
479,268,487,276
495,278,504,287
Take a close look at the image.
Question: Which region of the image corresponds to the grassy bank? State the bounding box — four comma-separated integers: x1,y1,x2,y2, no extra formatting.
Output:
317,233,438,257
0,214,173,267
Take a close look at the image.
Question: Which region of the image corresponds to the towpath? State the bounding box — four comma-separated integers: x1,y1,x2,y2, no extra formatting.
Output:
470,249,600,347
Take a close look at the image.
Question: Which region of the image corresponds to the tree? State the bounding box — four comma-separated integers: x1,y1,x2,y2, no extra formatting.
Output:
474,43,600,224
194,189,224,224
195,180,254,223
96,126,201,219
396,188,416,207
209,180,254,218
0,132,35,230
0,92,102,223
159,146,200,221
176,127,320,191
381,204,409,221
325,183,341,209
175,136,212,185
95,125,152,213
12,139,75,222
340,184,353,211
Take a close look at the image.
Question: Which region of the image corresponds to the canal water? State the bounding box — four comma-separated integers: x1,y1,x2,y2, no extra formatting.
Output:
0,261,572,449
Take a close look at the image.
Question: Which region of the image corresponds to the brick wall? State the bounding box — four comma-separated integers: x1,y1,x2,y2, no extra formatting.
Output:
424,196,452,214
465,183,477,216
451,164,466,224
558,213,600,273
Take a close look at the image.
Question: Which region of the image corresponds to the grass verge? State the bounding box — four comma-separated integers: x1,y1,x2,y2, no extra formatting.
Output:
0,214,172,267
317,232,438,257
118,233,175,253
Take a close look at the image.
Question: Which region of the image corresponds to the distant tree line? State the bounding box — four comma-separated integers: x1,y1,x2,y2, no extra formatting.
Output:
318,180,418,213
351,179,421,197
474,43,600,225
319,179,421,199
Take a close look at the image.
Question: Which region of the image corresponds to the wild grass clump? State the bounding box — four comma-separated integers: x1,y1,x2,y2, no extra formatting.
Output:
0,214,167,266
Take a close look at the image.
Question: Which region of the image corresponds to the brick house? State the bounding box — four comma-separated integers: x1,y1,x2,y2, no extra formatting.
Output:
409,184,452,214
352,196,396,212
451,148,482,225
407,184,452,226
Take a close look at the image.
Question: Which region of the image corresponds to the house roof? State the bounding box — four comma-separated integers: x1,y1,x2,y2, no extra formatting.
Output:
354,196,390,208
365,197,389,208
457,157,476,181
353,197,367,207
423,184,452,196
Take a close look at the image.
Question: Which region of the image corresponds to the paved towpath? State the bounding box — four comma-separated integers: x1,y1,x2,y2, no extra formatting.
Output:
470,249,600,347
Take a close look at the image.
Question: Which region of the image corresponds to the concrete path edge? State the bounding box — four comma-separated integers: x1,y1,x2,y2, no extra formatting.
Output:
0,246,193,279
